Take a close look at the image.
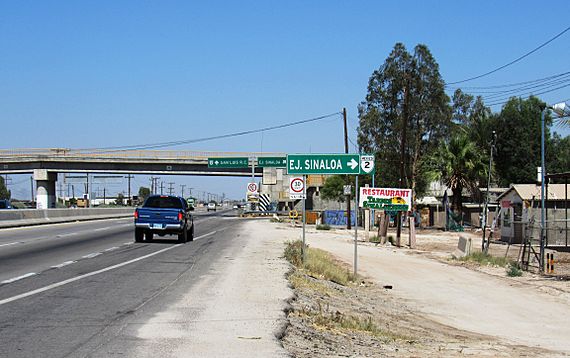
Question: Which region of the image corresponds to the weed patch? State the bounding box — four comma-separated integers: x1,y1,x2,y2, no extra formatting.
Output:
284,240,357,285
459,252,510,267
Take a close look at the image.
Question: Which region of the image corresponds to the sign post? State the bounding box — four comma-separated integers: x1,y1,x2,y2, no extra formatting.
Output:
286,153,377,276
354,175,359,277
302,175,306,263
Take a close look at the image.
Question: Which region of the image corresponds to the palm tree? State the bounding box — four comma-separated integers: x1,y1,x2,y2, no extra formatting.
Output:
429,133,487,217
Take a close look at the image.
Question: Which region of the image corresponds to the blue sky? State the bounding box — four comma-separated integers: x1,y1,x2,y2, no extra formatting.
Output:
2,1,570,199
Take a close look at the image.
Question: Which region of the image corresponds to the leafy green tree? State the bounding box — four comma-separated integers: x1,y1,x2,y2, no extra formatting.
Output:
138,186,150,201
115,193,125,206
321,175,349,203
428,133,487,215
358,43,451,197
0,176,10,200
548,133,570,177
494,97,551,186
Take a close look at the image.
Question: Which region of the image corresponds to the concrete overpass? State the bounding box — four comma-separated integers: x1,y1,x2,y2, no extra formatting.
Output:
0,148,284,209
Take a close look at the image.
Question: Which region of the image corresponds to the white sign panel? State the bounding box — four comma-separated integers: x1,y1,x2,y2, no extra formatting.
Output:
289,177,306,199
359,187,412,211
360,155,375,174
247,182,258,194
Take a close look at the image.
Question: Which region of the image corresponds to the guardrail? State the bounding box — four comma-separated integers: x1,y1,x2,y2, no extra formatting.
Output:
0,148,285,160
0,208,135,229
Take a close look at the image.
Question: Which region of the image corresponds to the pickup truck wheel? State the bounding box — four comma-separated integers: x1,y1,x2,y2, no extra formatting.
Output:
188,225,194,242
135,228,144,242
145,232,154,242
177,227,187,243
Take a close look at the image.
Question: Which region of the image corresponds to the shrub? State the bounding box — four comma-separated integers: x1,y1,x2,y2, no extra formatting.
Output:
316,224,331,230
506,263,523,277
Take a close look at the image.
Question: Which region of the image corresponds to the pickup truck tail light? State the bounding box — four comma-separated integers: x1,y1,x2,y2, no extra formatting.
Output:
178,212,183,221
134,209,139,219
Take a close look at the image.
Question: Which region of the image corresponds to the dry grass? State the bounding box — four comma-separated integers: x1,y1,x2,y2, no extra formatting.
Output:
284,240,357,285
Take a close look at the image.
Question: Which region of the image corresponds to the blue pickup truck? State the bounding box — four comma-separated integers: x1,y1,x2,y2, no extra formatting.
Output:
134,195,194,243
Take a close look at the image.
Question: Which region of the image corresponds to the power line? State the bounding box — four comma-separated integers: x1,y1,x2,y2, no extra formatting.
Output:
79,112,342,154
447,26,570,85
447,71,570,91
481,76,570,102
485,82,570,106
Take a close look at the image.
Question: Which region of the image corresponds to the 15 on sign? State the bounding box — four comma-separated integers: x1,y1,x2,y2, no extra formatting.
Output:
287,154,361,175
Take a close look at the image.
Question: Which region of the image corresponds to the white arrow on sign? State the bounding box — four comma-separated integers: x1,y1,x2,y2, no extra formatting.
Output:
347,158,358,170
215,160,219,165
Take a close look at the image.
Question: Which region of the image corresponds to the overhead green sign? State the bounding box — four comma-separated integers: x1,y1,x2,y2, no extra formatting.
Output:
258,157,287,167
208,157,249,168
287,154,361,175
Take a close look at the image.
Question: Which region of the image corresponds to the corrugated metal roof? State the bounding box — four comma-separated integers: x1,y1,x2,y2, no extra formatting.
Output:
497,184,570,201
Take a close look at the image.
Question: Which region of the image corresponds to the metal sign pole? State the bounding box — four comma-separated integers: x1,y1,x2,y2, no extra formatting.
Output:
354,175,359,277
251,157,256,211
302,175,306,264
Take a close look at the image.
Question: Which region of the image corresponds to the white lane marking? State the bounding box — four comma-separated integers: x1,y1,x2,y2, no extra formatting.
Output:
193,231,217,241
82,252,102,259
56,233,78,238
0,244,180,306
123,242,134,246
51,261,76,269
93,227,109,232
104,246,119,252
0,242,22,248
1,273,37,284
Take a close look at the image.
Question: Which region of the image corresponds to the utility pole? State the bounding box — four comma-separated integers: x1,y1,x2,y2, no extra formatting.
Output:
482,131,497,253
160,181,164,195
181,184,186,198
30,176,34,203
167,182,175,195
343,107,352,230
125,174,133,205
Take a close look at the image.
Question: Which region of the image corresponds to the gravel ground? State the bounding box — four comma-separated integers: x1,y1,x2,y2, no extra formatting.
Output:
277,223,570,357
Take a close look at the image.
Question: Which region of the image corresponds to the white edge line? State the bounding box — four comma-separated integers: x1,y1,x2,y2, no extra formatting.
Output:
1,273,37,284
193,231,217,241
0,244,179,306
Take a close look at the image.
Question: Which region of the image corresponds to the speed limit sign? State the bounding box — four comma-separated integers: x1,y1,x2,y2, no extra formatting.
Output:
289,177,306,199
247,182,258,194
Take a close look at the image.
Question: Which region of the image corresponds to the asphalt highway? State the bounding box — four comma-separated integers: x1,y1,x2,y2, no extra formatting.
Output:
0,209,244,358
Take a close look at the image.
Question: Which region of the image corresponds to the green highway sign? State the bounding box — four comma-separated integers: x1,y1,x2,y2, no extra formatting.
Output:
208,157,249,168
287,154,361,175
258,156,287,167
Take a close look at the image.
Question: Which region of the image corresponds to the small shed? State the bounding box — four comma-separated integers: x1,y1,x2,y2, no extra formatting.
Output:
496,184,570,243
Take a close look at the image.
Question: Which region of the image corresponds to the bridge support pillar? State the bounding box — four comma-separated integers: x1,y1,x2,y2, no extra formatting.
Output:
34,169,57,209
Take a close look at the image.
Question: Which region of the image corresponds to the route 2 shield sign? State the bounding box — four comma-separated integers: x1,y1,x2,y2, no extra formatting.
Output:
360,155,375,174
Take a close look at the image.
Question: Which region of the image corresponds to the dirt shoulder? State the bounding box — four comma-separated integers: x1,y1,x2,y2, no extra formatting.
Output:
276,223,570,357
